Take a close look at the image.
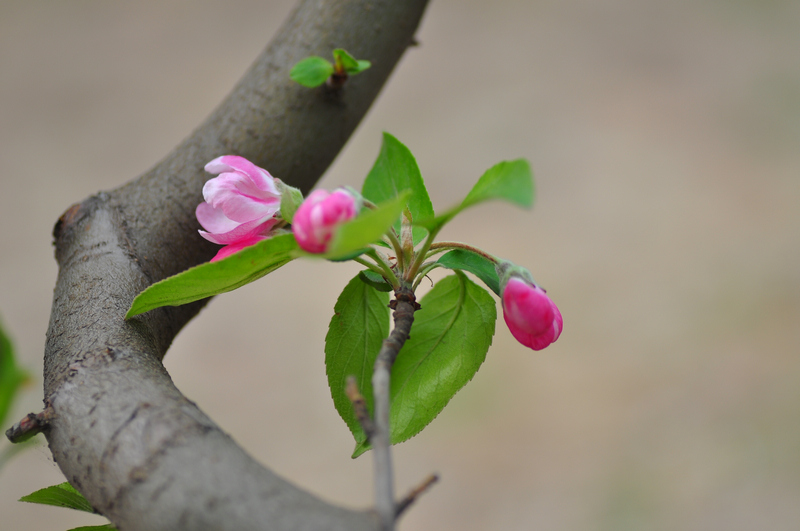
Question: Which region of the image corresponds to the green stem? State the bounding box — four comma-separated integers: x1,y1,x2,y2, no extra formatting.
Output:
365,249,400,288
426,241,498,263
384,230,405,272
411,262,442,291
353,256,389,277
404,227,441,282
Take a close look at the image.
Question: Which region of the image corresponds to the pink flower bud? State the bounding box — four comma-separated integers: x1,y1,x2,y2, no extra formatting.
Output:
502,277,563,351
292,189,359,253
196,155,281,261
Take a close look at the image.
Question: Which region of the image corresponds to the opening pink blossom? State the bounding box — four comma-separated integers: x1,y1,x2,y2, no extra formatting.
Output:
196,155,281,261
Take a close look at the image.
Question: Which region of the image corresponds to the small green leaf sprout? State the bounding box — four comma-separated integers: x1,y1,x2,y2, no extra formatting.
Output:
290,48,371,89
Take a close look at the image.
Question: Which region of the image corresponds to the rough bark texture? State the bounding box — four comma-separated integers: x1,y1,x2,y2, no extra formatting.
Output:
41,1,429,529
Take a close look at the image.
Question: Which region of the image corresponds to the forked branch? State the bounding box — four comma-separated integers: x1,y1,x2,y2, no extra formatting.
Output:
34,1,429,530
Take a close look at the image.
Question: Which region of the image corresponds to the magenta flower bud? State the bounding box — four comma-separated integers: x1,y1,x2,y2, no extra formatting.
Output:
502,277,563,351
196,155,281,262
292,188,359,253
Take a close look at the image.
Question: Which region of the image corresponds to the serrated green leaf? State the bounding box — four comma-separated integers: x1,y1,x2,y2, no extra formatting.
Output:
437,250,501,296
362,133,434,245
290,56,334,87
358,270,393,292
353,272,496,456
322,192,409,259
462,159,534,210
19,482,96,513
0,316,30,429
325,275,390,451
67,525,116,531
418,159,534,234
126,233,299,318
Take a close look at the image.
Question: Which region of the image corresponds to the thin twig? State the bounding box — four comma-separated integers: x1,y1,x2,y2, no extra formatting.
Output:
395,474,439,519
5,405,54,444
345,376,375,440
372,286,420,531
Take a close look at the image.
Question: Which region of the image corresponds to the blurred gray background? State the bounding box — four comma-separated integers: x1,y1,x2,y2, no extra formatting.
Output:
2,1,799,529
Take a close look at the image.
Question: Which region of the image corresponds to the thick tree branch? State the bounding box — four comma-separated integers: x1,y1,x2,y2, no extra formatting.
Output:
35,1,429,529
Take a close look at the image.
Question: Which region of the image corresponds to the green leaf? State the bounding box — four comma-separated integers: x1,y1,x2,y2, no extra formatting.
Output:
325,274,390,451
437,250,501,296
353,60,371,73
19,482,96,513
358,270,393,292
332,49,371,74
277,181,305,223
67,525,116,531
462,159,534,210
323,192,409,259
290,56,334,87
418,159,534,234
353,272,496,456
332,48,356,71
126,233,299,318
362,133,434,245
0,316,30,429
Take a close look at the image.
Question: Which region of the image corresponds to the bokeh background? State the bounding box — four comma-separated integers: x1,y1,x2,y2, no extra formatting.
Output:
2,1,799,529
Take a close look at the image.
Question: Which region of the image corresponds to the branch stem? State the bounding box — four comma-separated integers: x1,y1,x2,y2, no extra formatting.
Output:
395,474,439,519
353,255,393,283
404,227,440,281
384,229,405,273
372,286,419,531
365,249,400,288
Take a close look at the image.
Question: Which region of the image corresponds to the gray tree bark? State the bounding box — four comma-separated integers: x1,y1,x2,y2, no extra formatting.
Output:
39,1,429,529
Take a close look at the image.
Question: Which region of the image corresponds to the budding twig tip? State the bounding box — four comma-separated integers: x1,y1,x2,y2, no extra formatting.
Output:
5,406,55,444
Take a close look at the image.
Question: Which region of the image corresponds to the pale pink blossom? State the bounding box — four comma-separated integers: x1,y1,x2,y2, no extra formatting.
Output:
502,277,563,350
196,155,281,261
292,189,359,253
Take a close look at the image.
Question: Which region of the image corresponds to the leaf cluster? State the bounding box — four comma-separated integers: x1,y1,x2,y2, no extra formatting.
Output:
124,132,534,456
325,133,532,454
290,49,371,88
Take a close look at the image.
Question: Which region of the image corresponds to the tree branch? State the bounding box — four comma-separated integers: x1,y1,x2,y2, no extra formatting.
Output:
372,287,419,531
34,1,429,529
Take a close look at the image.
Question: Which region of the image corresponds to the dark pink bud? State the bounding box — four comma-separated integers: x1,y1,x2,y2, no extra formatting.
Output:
292,189,359,253
502,277,563,351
